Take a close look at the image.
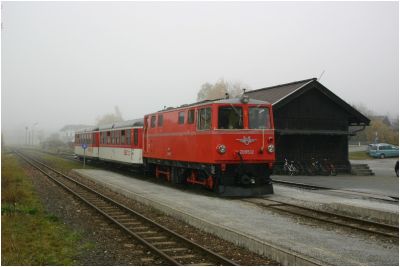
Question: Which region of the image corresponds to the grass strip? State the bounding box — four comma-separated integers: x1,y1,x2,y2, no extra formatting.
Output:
1,152,87,265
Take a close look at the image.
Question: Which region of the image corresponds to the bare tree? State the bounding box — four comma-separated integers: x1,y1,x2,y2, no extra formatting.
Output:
96,106,124,126
196,79,250,101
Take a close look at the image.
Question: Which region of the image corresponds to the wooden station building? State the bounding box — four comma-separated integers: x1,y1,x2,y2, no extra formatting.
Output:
247,78,370,172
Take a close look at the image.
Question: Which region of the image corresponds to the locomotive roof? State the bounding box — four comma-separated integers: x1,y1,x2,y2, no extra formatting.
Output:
156,96,271,113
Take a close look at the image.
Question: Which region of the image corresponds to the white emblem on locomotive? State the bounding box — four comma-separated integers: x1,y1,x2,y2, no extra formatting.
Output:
237,136,256,145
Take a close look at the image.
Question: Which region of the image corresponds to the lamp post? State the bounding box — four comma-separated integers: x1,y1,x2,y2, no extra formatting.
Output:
25,126,28,145
31,122,38,146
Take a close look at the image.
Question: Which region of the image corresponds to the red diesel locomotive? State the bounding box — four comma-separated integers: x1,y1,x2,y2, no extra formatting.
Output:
75,95,275,196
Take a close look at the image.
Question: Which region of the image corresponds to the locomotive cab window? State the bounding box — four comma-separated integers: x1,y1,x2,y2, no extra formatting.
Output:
151,116,156,128
158,114,163,127
218,106,243,129
249,107,271,129
178,111,185,124
197,107,212,130
187,109,195,124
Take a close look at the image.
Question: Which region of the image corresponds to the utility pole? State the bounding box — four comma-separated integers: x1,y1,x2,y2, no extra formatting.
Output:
25,126,28,145
31,122,38,145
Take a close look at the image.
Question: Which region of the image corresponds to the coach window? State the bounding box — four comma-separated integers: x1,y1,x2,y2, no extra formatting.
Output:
151,116,156,128
197,107,212,130
116,131,120,144
158,114,163,127
218,106,243,129
126,129,131,145
187,109,195,124
134,129,138,145
178,111,185,124
107,131,111,144
121,130,125,144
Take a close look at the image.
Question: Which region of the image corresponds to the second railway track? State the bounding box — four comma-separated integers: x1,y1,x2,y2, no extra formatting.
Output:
15,150,237,266
243,198,398,239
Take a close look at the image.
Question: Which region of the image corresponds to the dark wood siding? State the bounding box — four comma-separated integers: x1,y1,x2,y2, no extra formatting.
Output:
274,88,349,131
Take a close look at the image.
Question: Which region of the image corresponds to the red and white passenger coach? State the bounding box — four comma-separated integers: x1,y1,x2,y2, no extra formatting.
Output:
75,95,275,196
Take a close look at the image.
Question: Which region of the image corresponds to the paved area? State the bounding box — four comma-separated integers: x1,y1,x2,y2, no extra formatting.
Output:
74,169,398,266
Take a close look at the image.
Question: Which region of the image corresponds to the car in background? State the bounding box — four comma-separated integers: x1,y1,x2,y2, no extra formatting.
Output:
367,143,399,159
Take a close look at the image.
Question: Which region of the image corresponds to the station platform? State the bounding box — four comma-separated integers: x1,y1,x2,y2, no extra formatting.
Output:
73,169,399,266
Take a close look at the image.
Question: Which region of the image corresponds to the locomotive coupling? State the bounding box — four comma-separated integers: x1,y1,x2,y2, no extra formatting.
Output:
240,173,256,185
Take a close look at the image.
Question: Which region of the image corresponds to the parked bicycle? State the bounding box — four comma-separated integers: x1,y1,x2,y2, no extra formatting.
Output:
283,158,298,176
322,158,337,176
310,158,324,175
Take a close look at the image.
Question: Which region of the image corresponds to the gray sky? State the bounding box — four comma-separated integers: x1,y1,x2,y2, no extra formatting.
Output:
1,1,399,143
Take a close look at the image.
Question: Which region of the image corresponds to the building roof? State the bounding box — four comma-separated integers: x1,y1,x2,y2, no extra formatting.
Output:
246,78,315,105
247,78,370,125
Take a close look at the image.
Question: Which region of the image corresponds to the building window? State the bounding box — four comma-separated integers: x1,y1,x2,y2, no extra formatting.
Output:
178,111,185,124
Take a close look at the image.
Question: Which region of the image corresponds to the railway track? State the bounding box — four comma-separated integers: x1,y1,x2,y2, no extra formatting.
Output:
243,198,398,239
15,150,237,266
272,178,399,203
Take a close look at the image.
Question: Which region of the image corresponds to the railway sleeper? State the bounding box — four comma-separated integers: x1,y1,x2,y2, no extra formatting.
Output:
172,254,196,260
109,213,132,218
136,230,158,235
129,226,149,231
144,236,167,241
187,263,214,266
123,221,142,226
160,247,189,252
152,241,176,246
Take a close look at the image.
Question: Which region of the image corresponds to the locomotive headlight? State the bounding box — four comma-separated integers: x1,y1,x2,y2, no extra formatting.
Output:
217,144,227,154
267,144,275,153
240,94,250,104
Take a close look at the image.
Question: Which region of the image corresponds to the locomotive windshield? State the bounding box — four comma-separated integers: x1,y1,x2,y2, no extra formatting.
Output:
218,106,243,129
249,107,271,129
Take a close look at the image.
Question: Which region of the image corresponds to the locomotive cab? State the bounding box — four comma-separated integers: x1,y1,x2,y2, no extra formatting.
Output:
210,98,275,195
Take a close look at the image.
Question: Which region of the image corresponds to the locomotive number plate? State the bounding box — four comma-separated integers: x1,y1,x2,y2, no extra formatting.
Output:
239,149,255,155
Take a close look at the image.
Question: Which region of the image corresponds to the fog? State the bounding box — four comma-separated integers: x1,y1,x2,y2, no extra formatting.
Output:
1,1,399,144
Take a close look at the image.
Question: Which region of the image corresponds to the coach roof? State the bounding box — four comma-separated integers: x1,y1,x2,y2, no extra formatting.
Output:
98,118,144,131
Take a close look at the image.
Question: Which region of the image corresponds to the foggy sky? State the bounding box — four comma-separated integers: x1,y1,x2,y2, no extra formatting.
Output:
1,1,399,144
